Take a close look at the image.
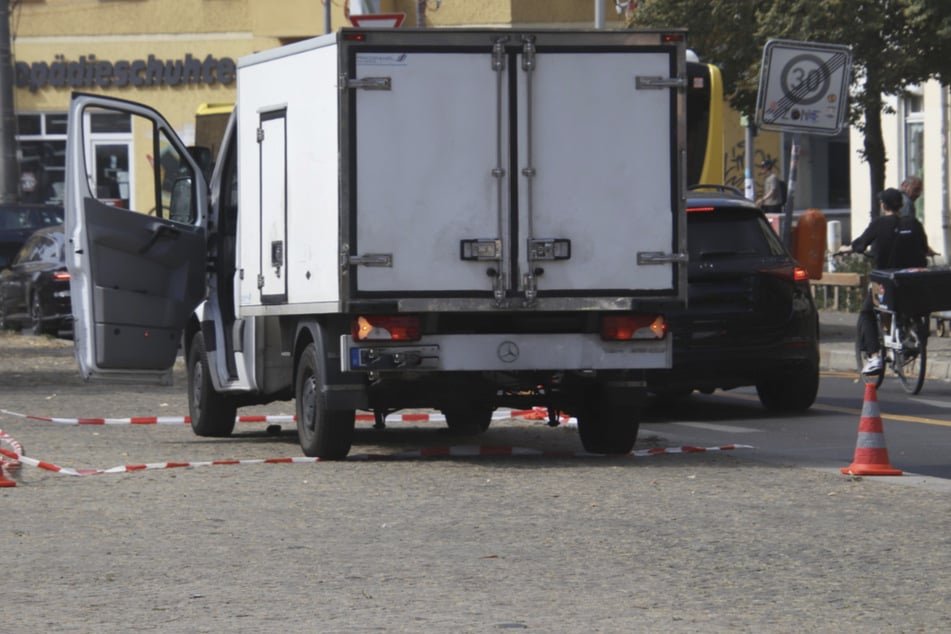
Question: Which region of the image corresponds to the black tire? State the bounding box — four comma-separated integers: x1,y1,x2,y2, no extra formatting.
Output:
756,362,819,412
576,385,640,455
896,315,927,395
0,303,15,331
296,341,354,459
30,293,53,336
187,332,237,437
444,407,493,435
855,327,885,388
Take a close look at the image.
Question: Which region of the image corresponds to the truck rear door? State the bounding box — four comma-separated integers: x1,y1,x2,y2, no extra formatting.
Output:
65,94,208,383
346,31,685,307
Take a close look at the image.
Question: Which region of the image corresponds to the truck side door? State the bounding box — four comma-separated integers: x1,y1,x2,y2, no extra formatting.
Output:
65,94,208,383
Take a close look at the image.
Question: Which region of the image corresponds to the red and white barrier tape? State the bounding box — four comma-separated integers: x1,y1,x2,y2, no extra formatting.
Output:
0,407,577,427
0,428,24,477
0,443,752,478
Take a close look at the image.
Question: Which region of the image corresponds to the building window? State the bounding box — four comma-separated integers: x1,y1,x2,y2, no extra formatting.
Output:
903,90,924,220
16,113,66,205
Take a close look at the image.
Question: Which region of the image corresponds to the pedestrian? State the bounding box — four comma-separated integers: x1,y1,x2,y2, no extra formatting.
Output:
837,187,931,374
754,159,784,215
900,175,923,218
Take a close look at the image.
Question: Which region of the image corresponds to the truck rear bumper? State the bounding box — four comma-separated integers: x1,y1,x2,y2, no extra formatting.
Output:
342,333,670,372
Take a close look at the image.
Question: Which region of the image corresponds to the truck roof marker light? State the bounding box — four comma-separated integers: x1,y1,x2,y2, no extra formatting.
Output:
344,33,367,41
352,315,421,342
601,314,667,341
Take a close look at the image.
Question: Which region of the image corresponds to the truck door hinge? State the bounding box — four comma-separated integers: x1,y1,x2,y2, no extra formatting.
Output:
491,36,509,71
635,76,686,90
256,127,264,143
345,76,392,91
521,35,536,71
340,245,393,272
637,251,689,265
522,272,538,306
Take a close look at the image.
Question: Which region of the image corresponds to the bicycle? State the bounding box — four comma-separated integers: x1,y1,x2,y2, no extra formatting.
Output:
834,251,930,394
855,295,928,395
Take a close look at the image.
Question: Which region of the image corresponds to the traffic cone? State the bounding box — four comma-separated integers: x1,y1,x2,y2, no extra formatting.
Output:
841,383,902,476
0,465,14,487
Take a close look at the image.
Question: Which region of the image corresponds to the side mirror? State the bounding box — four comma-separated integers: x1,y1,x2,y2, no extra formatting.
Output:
169,176,194,224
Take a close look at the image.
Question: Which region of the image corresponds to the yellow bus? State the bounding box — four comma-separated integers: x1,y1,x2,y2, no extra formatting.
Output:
685,59,724,186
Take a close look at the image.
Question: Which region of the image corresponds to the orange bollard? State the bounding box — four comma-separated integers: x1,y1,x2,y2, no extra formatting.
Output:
841,384,903,476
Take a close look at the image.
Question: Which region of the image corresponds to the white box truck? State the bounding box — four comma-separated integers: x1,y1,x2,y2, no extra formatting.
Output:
65,28,688,458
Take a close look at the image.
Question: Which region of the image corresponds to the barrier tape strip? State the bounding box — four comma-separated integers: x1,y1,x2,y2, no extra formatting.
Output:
0,428,24,476
0,407,577,427
0,443,753,478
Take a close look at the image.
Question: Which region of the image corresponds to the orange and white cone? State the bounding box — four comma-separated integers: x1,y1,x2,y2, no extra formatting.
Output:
841,383,902,476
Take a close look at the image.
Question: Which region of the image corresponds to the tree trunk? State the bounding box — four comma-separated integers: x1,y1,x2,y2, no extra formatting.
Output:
862,71,887,221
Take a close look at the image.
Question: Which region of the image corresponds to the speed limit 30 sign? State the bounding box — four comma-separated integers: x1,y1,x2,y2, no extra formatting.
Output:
755,39,851,135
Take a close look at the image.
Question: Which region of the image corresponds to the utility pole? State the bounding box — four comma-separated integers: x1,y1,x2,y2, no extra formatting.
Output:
0,0,18,203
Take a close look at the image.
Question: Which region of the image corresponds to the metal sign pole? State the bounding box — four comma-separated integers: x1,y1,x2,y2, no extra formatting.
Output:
783,133,801,249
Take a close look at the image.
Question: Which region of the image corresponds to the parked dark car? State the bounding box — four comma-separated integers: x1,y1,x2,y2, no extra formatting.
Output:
647,186,820,411
0,225,72,336
0,203,64,270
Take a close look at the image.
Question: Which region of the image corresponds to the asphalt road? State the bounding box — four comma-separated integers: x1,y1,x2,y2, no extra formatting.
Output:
3,330,951,632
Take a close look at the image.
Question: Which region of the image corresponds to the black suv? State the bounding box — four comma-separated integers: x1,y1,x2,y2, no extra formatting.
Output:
647,186,820,411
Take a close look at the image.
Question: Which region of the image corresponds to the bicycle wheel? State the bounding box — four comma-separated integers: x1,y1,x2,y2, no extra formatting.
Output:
855,319,885,388
895,315,928,395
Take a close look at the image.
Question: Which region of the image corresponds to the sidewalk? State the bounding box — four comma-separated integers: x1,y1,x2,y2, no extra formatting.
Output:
819,309,951,380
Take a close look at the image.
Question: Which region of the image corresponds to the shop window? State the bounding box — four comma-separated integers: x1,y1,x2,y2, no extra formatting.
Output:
16,113,67,205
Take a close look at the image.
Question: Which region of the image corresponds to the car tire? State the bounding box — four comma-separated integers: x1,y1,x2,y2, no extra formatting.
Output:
0,303,15,331
756,362,819,412
444,407,493,435
187,332,238,437
30,293,53,336
296,341,354,459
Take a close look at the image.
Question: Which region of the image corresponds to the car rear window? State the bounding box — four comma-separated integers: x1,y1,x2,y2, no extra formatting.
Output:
687,207,787,259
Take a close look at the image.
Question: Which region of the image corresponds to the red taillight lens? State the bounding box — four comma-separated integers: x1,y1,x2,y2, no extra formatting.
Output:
759,265,810,282
52,271,71,281
351,315,421,341
686,206,715,213
601,315,667,341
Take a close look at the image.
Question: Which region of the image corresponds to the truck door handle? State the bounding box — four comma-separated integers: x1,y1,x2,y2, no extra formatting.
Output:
139,222,182,254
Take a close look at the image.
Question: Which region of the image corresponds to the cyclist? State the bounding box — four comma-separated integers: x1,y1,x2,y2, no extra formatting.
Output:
837,188,931,374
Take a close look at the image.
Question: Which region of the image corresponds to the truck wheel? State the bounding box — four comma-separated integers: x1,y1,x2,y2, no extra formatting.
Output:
296,342,354,459
187,332,237,437
444,407,493,435
577,386,640,454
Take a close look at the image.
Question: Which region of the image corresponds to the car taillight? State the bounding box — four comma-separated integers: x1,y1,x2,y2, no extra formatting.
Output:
601,315,667,341
759,265,810,282
351,315,421,341
52,271,70,281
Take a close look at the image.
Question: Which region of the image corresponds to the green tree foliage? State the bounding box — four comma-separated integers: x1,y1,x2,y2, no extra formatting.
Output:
630,0,951,219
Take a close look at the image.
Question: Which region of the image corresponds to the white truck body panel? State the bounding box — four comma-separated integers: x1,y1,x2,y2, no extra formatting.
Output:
235,30,684,313
237,39,341,310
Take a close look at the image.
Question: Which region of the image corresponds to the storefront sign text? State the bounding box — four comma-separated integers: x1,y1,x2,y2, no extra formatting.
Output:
16,54,236,93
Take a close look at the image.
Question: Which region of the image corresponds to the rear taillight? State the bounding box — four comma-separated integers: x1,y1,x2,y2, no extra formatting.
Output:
351,315,421,342
759,265,810,282
52,271,70,281
601,315,667,341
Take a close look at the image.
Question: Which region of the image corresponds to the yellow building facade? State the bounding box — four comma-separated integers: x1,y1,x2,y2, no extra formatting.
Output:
10,0,631,206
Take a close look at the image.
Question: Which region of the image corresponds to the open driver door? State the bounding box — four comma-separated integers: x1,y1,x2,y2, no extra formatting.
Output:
65,94,208,384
